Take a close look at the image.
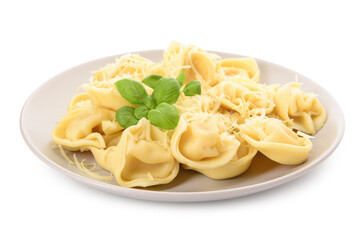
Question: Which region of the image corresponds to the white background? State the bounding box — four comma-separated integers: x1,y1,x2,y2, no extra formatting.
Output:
1,0,359,239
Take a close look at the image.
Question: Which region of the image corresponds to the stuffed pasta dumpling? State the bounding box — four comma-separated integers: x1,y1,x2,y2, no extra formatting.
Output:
184,141,257,179
109,118,179,188
171,113,240,170
209,79,275,119
274,82,326,135
52,106,121,151
239,117,312,165
184,48,219,88
161,41,192,78
82,81,134,112
218,58,260,82
67,92,91,111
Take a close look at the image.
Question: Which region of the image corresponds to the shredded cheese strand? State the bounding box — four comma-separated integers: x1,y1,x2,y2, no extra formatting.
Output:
58,145,113,181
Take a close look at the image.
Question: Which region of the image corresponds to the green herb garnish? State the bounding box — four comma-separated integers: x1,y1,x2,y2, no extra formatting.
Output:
176,70,186,86
115,71,201,130
147,103,180,130
183,80,201,96
134,106,149,120
115,106,139,129
115,79,148,106
152,77,181,105
142,75,163,89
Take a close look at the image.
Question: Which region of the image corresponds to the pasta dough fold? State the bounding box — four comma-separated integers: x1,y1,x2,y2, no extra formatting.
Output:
175,93,221,115
51,42,327,188
52,107,121,151
67,92,91,111
275,82,326,135
110,118,179,187
239,117,312,165
82,81,134,112
209,79,275,119
184,48,219,88
218,58,260,82
171,114,240,170
184,141,257,179
161,41,191,78
87,132,123,171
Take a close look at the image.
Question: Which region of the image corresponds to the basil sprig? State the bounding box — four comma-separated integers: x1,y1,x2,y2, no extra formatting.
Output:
147,103,179,130
115,79,148,106
152,78,181,105
176,71,186,86
115,106,139,129
114,71,201,130
142,75,162,89
183,80,201,96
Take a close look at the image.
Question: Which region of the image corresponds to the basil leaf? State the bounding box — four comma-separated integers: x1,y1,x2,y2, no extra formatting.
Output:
144,95,156,109
152,78,181,105
115,79,148,106
134,106,149,120
147,103,179,130
142,75,163,89
176,71,185,86
115,106,139,128
183,80,201,96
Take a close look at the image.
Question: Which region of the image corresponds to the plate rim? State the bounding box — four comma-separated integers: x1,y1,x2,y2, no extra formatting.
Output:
20,49,345,202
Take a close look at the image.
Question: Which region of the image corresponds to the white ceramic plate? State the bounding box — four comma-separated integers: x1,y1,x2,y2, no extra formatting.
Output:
20,50,344,202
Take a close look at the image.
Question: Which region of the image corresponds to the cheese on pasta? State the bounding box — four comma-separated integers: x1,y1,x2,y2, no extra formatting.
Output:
52,41,326,188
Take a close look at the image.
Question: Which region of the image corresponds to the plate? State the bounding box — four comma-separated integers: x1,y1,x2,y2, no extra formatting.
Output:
20,50,344,202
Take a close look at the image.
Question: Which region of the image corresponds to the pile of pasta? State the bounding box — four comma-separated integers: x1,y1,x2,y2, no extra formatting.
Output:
52,42,326,188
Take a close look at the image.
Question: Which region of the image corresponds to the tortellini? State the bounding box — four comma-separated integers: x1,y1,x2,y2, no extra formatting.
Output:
171,114,240,170
52,106,121,151
218,58,260,82
183,141,257,179
239,117,313,165
209,79,275,119
110,118,179,187
82,81,134,112
161,41,191,78
87,119,179,187
171,113,259,179
52,42,327,188
274,82,326,135
184,48,219,88
162,42,222,88
67,92,91,111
